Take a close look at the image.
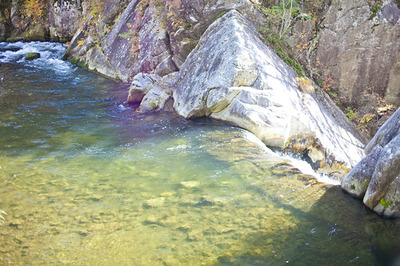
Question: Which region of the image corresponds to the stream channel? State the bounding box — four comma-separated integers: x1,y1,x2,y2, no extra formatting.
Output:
0,42,400,265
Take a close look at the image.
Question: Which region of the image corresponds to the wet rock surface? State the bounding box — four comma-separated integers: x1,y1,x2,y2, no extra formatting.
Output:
25,52,40,61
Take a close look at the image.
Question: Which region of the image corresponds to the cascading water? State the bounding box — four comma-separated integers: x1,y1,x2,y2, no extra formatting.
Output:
0,42,400,265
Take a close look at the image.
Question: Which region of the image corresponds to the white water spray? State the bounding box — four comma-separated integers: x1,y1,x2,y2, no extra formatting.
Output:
242,130,340,185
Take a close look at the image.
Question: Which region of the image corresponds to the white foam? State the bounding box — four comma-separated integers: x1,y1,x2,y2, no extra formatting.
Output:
278,153,341,185
241,130,340,185
167,145,188,151
0,41,73,73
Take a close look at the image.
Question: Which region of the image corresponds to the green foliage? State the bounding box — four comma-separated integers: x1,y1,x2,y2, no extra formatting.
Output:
284,141,293,147
6,36,24,42
345,107,357,121
380,198,393,208
370,5,382,12
84,0,106,18
262,0,313,39
369,5,382,19
118,23,137,39
67,57,88,69
217,11,227,19
264,33,303,76
272,0,301,17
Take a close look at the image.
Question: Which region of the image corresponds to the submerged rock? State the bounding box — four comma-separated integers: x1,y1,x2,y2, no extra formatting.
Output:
170,10,364,172
143,197,165,208
180,181,200,189
342,108,400,217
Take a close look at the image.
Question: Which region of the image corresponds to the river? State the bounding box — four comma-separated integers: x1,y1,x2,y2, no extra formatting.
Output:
0,42,399,265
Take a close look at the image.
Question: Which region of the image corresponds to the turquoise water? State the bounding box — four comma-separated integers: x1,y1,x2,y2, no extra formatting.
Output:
0,42,400,265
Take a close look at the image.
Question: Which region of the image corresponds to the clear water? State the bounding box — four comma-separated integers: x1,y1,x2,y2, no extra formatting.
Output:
0,42,400,265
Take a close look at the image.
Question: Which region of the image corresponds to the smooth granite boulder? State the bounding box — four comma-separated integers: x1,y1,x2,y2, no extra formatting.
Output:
171,10,365,171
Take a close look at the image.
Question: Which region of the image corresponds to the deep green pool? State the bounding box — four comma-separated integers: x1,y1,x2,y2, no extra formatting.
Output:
0,42,399,265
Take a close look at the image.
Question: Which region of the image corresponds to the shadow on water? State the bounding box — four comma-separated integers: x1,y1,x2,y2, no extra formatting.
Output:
217,184,400,265
2,42,400,265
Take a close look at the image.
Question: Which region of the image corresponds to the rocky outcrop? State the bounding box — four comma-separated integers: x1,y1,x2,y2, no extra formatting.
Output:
47,0,82,42
0,0,81,42
131,10,366,175
65,0,180,81
313,0,400,106
342,108,400,217
64,0,264,82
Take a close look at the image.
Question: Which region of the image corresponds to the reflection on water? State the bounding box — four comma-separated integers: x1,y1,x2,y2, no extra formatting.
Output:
0,42,400,265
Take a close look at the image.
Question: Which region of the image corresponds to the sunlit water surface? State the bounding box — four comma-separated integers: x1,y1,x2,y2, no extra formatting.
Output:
0,42,400,265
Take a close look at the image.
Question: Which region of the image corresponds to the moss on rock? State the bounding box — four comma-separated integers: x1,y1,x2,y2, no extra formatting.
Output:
25,53,41,61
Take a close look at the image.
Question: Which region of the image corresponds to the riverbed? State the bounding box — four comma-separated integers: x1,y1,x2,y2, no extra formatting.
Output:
0,42,399,265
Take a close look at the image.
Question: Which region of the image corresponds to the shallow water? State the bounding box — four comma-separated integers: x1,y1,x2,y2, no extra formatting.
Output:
0,42,400,265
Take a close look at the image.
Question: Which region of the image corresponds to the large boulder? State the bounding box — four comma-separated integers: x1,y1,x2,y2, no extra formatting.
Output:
169,10,365,172
342,108,400,217
126,72,175,112
127,73,161,104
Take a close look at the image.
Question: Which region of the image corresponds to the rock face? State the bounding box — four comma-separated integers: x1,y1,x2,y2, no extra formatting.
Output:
0,0,81,42
314,0,400,106
47,0,82,42
133,10,366,173
64,0,264,82
342,108,400,217
64,0,180,81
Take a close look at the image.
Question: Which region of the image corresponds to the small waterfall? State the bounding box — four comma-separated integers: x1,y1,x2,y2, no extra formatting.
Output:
242,130,340,185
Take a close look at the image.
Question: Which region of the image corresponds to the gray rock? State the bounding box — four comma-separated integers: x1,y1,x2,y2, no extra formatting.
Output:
173,0,266,68
342,108,400,217
372,177,400,218
341,145,383,198
172,10,365,168
127,73,161,104
48,0,82,41
138,86,172,112
313,0,400,106
65,0,180,82
364,134,400,213
101,0,130,26
64,0,264,82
